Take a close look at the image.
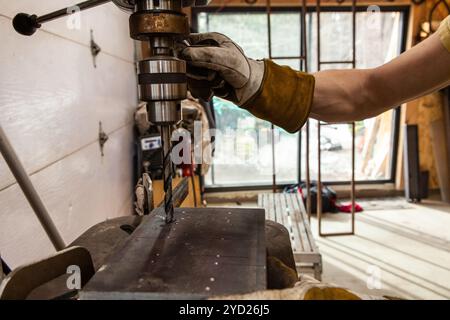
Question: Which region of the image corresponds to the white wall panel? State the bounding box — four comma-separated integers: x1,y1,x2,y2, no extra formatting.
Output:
0,16,137,190
0,2,137,268
0,0,134,62
0,126,134,268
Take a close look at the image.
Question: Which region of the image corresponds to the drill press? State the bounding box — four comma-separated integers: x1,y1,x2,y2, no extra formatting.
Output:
130,0,190,223
13,0,203,223
11,1,268,298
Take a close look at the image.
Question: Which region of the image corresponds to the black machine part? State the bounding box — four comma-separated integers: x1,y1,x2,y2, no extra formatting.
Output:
12,0,211,36
403,125,422,202
81,208,267,299
13,0,111,36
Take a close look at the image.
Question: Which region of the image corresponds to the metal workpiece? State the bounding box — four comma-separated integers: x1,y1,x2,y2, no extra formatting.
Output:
80,208,267,299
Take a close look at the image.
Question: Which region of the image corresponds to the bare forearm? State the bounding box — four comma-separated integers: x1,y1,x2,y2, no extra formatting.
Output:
310,32,450,123
371,32,450,107
309,69,375,122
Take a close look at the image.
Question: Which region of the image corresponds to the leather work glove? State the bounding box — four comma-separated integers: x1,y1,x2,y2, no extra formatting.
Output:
211,275,385,300
265,221,298,289
180,33,315,133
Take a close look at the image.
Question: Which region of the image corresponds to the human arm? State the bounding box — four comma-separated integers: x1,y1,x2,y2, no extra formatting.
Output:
181,17,450,131
311,18,450,123
180,33,315,133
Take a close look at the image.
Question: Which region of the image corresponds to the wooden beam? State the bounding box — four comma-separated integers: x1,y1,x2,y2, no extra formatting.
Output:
396,1,449,190
207,0,412,7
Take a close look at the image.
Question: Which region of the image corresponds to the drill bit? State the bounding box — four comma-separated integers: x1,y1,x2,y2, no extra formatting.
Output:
130,0,188,224
161,125,174,223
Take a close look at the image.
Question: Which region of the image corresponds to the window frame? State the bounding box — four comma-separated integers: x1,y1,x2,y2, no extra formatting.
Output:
191,5,410,192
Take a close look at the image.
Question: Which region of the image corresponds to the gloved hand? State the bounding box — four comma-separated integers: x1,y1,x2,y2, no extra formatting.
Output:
180,33,316,133
211,275,381,300
180,32,265,106
265,220,298,289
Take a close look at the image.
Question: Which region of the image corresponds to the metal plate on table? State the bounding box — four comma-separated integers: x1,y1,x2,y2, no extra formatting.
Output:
81,207,266,299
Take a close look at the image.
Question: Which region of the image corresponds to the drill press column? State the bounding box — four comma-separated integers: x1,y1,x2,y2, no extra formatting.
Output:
130,0,189,223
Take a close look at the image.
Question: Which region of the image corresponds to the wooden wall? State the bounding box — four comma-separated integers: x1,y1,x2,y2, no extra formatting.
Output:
0,1,137,268
396,1,449,190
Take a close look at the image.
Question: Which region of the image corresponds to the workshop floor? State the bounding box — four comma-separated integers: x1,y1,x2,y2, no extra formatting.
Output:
209,197,450,300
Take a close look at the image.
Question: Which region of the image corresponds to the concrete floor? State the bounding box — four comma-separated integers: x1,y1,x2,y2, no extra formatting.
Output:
209,197,450,300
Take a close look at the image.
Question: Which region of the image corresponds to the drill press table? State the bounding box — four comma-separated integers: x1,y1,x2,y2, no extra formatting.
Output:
81,207,266,299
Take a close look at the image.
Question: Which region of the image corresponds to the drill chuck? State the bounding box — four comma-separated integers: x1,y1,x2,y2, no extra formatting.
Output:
138,56,186,124
132,0,188,126
138,56,186,80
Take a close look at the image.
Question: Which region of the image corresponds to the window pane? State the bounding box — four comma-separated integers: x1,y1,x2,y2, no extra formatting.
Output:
207,97,273,186
356,12,403,68
301,122,352,182
307,12,353,71
273,59,301,70
301,11,404,182
319,12,354,63
353,11,403,181
275,128,299,183
197,12,268,59
198,9,405,186
306,12,318,72
270,13,301,58
320,63,353,70
199,11,300,187
207,98,299,186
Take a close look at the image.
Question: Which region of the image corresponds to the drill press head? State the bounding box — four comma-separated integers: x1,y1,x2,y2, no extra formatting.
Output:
124,0,208,126
124,0,209,223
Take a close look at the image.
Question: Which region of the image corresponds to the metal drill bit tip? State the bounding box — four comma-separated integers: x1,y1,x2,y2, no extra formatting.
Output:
165,215,174,224
161,125,175,224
